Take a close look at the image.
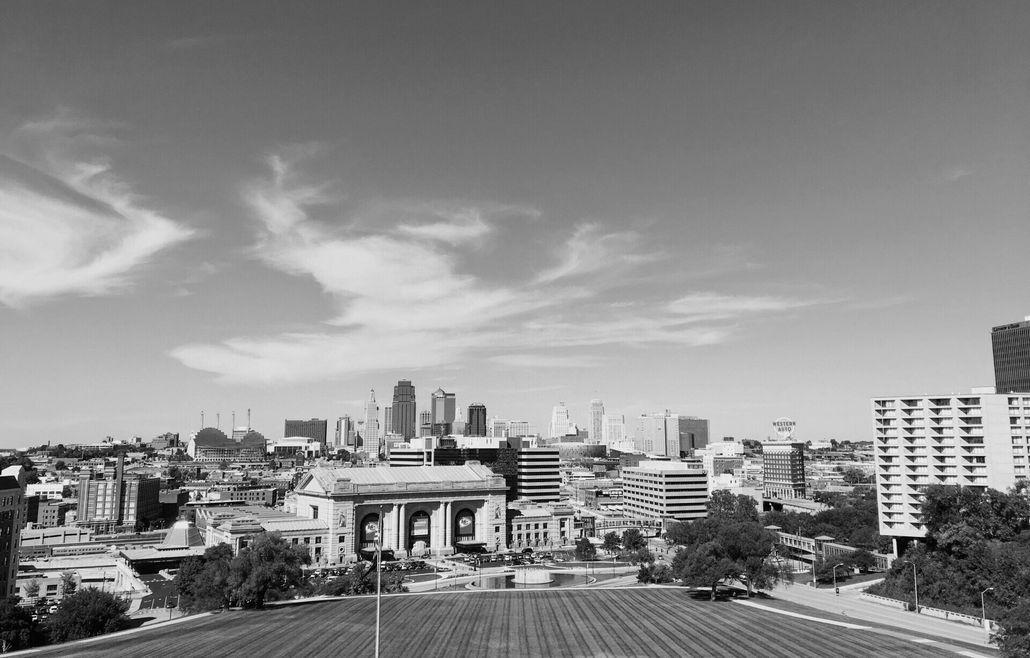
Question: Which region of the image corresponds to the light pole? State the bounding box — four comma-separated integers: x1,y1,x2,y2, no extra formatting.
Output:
374,505,383,658
832,563,845,596
981,587,994,642
909,560,919,614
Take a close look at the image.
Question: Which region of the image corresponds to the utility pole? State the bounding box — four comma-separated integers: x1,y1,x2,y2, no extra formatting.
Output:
374,505,383,658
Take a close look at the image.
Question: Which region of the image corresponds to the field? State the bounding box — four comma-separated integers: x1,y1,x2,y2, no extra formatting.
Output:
27,588,950,658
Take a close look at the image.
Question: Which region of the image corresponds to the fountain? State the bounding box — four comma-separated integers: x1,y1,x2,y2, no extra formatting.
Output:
512,565,554,587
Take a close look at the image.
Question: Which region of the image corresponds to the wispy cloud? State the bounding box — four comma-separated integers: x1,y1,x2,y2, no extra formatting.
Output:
0,113,195,308
171,150,824,384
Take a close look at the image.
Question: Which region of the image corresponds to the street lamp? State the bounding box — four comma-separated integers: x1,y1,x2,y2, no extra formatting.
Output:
908,560,919,614
832,563,846,596
981,587,994,642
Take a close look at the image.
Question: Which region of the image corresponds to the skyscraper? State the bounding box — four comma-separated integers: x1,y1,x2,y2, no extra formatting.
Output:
335,416,352,449
383,407,394,436
467,403,487,437
588,399,605,444
430,388,456,435
602,414,625,446
363,388,381,458
992,317,1030,393
392,379,417,440
548,403,573,438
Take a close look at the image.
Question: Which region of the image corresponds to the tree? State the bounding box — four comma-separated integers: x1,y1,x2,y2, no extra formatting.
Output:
707,490,759,523
602,532,621,555
227,532,311,608
46,589,130,643
574,538,597,561
54,460,66,471
218,460,231,470
321,562,406,596
671,543,738,600
622,528,647,552
841,467,871,485
176,544,234,612
60,572,77,597
846,548,877,572
637,562,673,584
996,598,1030,657
24,580,40,601
0,596,37,653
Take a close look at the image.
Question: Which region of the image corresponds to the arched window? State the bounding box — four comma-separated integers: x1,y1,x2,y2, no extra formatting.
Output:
408,510,431,550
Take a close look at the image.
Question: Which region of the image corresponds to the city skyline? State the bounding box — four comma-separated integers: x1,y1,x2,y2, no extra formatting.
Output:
3,2,1030,449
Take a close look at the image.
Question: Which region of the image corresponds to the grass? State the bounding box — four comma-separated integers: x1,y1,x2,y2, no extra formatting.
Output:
25,588,949,658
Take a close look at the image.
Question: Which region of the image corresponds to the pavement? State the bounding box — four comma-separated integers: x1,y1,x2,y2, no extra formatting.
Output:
767,580,998,654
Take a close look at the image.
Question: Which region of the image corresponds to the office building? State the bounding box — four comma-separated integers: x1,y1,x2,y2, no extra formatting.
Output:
489,418,508,438
507,420,531,438
284,418,328,447
467,403,487,437
383,407,394,436
635,413,709,457
1,465,27,597
589,399,605,444
391,380,417,440
872,389,1030,553
363,388,381,458
761,441,807,500
992,317,1030,393
622,461,709,524
602,414,625,446
76,457,160,532
430,388,456,436
516,448,561,502
335,416,353,450
548,403,573,439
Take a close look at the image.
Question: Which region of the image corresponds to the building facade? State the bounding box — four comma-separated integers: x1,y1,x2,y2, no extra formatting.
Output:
187,427,266,462
392,380,417,440
761,441,807,500
872,389,1030,552
992,317,1030,393
430,388,456,436
515,448,561,502
588,399,605,444
467,403,487,437
363,388,381,458
293,464,508,561
283,418,328,447
622,461,709,524
76,458,161,531
1,466,27,597
548,403,573,439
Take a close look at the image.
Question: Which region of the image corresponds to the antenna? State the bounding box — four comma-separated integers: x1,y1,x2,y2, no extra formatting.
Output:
217,412,221,430
248,408,252,429
201,411,205,428
232,411,236,429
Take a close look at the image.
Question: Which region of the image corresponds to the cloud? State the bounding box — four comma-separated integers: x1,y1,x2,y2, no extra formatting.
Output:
0,115,195,307
170,151,823,384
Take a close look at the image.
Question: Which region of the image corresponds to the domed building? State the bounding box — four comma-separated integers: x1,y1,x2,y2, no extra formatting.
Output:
187,427,266,463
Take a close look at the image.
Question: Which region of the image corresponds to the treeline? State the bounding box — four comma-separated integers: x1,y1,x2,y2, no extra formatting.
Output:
1,588,131,653
867,484,1030,657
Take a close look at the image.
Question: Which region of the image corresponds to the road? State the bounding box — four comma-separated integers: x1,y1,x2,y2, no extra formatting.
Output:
768,579,997,652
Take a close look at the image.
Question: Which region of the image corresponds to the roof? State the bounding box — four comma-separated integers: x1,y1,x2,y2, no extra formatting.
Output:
261,518,329,532
299,463,503,494
0,475,21,491
163,520,205,547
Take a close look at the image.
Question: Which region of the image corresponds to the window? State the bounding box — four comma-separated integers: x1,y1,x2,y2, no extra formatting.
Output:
315,536,322,544
312,506,319,519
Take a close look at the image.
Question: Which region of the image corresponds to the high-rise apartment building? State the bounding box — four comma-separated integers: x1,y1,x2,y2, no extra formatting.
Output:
622,461,709,523
392,380,417,440
284,418,328,446
548,403,573,439
992,317,1030,393
431,388,456,436
0,465,27,597
467,403,487,437
872,389,1030,553
516,448,561,502
589,399,605,444
761,441,807,500
363,389,381,458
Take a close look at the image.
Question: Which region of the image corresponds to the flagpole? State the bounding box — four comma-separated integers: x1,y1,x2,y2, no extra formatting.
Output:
374,504,383,658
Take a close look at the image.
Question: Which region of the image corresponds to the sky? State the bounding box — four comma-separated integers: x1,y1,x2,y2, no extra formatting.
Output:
2,1,1030,449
